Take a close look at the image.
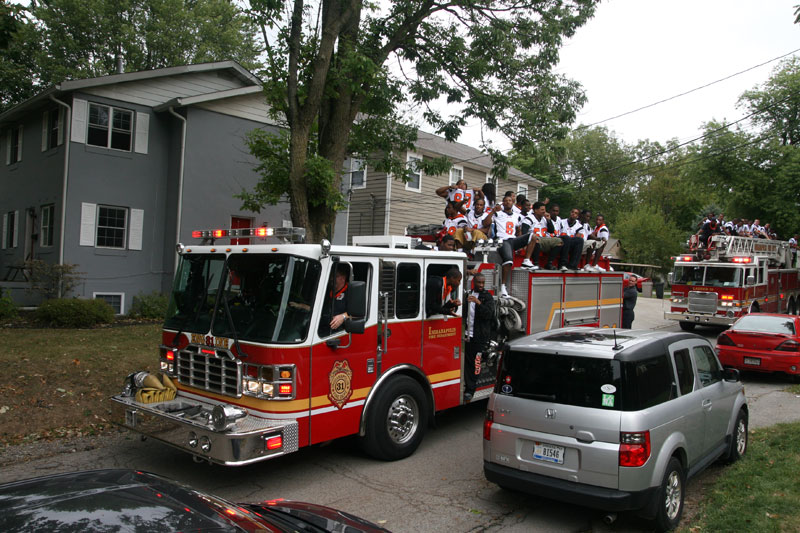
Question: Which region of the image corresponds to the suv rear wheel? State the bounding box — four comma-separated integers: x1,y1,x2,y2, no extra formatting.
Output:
653,457,685,532
679,321,695,332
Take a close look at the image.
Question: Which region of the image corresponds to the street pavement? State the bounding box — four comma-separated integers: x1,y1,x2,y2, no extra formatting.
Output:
1,295,799,532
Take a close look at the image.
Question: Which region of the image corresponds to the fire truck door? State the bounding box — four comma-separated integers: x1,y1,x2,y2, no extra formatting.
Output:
378,258,424,372
422,258,464,409
563,276,601,327
309,258,379,445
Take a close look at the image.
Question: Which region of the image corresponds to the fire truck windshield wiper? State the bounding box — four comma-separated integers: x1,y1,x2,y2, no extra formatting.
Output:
172,272,215,347
220,291,248,359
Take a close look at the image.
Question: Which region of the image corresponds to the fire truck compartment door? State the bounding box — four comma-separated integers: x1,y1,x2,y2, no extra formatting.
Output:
563,276,600,327
599,275,623,328
528,276,564,332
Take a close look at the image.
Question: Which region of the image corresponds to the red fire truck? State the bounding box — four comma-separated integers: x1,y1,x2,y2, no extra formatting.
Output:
112,228,623,466
665,235,800,331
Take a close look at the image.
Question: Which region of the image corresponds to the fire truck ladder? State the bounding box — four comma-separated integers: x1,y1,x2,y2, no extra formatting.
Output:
709,235,789,266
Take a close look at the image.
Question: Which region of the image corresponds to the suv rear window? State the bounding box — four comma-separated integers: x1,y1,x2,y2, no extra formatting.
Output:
498,350,675,411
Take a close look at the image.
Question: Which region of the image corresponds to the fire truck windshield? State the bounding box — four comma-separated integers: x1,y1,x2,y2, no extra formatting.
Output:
165,253,321,344
673,265,742,287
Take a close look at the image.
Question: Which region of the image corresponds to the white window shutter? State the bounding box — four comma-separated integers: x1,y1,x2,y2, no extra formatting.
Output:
12,210,18,248
134,112,149,154
58,107,65,145
42,112,48,151
1,213,6,249
71,99,87,144
129,208,144,250
79,202,97,246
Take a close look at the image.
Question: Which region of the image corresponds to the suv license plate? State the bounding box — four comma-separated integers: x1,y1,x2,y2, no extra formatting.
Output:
533,441,565,464
743,357,761,366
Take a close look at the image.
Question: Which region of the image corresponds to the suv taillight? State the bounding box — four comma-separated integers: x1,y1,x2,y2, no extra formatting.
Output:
483,410,494,441
619,431,650,467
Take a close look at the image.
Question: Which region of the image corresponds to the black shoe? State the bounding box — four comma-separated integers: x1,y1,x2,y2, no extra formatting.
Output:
463,392,474,403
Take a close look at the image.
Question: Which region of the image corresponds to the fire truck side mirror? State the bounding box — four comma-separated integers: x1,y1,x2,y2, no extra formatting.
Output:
746,275,755,285
667,272,673,284
347,280,367,316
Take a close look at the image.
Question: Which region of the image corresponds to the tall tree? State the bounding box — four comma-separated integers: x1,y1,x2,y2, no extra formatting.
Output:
241,0,599,242
738,57,800,147
0,0,262,111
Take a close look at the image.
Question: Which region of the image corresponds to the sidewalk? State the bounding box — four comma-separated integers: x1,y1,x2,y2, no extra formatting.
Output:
630,295,672,330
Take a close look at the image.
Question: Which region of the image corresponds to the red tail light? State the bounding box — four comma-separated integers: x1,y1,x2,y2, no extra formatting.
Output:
776,340,800,352
265,435,282,450
717,334,736,346
278,383,292,395
619,431,650,467
483,410,494,441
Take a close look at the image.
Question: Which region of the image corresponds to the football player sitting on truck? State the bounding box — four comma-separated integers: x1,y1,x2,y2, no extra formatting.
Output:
494,194,538,297
583,214,610,272
697,213,722,248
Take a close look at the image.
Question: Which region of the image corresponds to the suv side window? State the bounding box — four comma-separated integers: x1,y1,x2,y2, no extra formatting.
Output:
672,348,695,395
692,345,722,387
624,354,674,409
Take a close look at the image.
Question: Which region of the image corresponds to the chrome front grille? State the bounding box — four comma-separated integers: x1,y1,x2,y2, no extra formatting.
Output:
176,345,242,397
688,291,718,314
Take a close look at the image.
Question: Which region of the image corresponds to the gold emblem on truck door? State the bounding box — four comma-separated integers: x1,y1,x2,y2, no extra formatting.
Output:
328,360,353,409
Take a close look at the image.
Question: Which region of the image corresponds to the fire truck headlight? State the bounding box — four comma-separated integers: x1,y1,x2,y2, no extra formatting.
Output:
245,380,259,394
262,383,274,397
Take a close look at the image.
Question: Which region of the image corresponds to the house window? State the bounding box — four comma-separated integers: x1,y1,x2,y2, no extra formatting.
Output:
94,293,124,314
449,166,463,186
350,158,366,189
44,108,63,151
40,204,54,247
7,126,23,164
517,183,528,197
88,104,133,151
96,206,127,248
3,211,17,248
406,154,422,192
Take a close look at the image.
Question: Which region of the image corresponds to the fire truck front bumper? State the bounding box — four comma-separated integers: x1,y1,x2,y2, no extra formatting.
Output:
664,311,736,326
111,394,299,466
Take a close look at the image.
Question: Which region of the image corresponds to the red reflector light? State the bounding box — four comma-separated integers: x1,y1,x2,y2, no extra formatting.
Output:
279,384,292,395
776,340,800,352
680,256,693,262
213,229,226,238
166,351,175,361
201,348,216,355
192,230,203,238
483,410,494,440
255,227,268,237
619,431,650,467
717,333,736,346
266,435,282,450
224,508,237,516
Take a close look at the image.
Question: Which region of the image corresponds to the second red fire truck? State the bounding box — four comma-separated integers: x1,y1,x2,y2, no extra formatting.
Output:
665,235,800,330
113,228,623,466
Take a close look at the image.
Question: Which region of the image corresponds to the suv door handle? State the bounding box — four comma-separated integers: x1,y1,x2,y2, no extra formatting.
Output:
702,399,712,409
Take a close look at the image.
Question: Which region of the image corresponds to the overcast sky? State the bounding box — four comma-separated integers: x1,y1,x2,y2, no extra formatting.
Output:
455,0,800,150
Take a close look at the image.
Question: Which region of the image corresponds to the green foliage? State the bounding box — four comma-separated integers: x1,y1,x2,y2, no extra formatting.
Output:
34,298,115,328
687,422,800,532
0,288,18,320
739,57,800,147
615,205,684,273
25,260,84,300
129,292,168,319
1,0,262,112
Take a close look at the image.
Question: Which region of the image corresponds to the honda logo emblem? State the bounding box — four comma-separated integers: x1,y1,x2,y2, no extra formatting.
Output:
545,408,556,419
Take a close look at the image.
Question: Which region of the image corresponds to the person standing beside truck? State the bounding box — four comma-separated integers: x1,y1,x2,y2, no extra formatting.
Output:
463,272,494,402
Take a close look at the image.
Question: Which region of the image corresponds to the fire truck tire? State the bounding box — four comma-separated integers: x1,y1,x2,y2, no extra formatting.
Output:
749,303,760,314
361,376,428,461
678,321,696,332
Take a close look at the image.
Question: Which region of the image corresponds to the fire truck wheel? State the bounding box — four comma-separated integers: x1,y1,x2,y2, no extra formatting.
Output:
678,321,695,332
361,376,428,461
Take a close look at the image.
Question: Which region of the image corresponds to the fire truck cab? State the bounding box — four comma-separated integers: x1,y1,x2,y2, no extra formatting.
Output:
112,227,623,466
665,235,800,331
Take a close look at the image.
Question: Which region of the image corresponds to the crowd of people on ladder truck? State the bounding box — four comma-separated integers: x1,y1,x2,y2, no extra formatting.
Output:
108,175,627,467
406,178,629,402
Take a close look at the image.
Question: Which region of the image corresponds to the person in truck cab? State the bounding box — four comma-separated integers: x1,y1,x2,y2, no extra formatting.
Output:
426,267,462,317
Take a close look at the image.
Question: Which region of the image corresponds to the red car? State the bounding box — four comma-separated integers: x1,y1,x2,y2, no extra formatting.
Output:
716,313,800,381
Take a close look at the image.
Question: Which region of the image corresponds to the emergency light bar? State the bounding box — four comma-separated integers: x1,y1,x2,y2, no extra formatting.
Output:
731,256,752,263
191,226,306,242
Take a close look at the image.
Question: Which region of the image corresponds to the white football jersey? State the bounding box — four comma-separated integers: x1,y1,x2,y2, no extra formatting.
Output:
494,210,520,241
467,208,490,229
557,218,582,237
443,214,469,235
448,188,474,210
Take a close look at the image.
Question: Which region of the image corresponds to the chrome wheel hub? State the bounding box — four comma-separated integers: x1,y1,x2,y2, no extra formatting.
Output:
386,395,419,444
664,470,682,520
736,419,747,455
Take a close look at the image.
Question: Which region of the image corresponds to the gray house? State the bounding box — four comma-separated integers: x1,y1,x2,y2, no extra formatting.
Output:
0,61,289,313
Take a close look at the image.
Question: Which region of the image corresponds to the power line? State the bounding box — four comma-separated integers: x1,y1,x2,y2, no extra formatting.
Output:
578,48,800,129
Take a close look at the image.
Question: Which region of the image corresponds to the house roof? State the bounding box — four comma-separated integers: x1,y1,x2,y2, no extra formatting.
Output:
153,86,264,112
0,61,260,126
414,130,543,186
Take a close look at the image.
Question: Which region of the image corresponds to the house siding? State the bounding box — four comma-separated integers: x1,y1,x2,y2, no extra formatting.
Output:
196,93,275,125
346,166,388,242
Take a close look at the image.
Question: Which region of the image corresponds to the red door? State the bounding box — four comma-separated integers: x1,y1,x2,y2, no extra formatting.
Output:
231,216,252,245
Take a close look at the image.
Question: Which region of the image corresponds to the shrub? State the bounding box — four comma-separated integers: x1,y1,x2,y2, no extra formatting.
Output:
26,260,84,299
0,288,18,320
34,298,114,328
129,291,168,319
